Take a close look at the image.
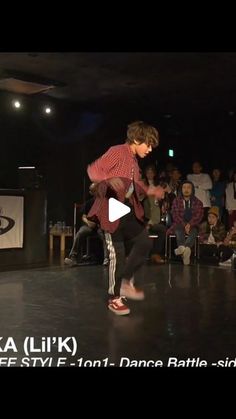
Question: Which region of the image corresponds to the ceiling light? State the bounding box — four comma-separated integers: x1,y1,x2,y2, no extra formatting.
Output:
44,107,51,114
13,100,21,109
18,166,36,169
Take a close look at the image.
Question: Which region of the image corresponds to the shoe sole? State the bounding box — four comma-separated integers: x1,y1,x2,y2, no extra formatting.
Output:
183,248,191,265
64,259,77,266
120,291,145,301
108,305,130,315
174,248,185,256
219,263,231,267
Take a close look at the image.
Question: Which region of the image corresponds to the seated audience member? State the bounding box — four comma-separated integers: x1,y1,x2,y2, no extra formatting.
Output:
225,170,236,229
168,167,182,197
143,164,159,187
64,183,109,266
142,164,166,263
224,222,236,247
187,161,212,220
167,180,203,265
143,195,166,264
210,168,226,220
160,168,182,227
199,206,233,265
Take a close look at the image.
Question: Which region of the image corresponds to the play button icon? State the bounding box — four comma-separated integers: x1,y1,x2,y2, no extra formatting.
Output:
108,198,131,222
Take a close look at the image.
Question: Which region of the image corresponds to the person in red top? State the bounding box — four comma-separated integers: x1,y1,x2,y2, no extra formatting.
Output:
87,121,165,315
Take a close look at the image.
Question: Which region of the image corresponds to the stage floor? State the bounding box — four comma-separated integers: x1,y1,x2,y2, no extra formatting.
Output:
0,259,236,367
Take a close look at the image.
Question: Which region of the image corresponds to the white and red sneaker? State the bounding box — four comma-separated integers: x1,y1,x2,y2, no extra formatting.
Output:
120,280,145,301
108,297,130,315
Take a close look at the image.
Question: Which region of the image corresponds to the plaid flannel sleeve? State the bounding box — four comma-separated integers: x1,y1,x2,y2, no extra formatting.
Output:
189,200,204,227
171,198,185,225
87,147,121,182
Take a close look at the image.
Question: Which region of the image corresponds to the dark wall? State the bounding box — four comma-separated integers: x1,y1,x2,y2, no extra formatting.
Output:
1,91,236,226
0,92,94,225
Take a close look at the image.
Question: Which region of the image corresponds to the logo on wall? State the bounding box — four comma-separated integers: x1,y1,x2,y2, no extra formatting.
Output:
0,196,24,249
0,206,15,235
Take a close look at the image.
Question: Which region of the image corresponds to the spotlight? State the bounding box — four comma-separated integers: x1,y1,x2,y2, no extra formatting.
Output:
44,106,51,114
13,100,21,109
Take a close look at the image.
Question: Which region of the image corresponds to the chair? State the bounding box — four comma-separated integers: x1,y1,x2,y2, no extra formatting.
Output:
73,203,83,239
147,234,159,261
73,202,103,261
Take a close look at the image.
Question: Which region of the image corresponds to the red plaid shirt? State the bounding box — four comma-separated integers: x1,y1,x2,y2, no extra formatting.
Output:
87,143,151,233
167,196,204,235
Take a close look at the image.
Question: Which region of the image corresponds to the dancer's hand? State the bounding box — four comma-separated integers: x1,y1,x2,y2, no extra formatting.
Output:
108,177,124,192
147,185,165,200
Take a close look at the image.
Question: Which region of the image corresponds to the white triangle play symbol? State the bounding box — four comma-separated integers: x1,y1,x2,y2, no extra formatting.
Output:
108,198,131,222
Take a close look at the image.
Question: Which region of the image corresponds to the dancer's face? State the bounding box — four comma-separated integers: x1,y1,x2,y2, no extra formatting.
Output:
134,142,153,158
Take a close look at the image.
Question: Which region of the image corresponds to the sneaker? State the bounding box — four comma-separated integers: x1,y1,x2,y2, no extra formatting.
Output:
103,258,109,266
120,280,145,301
64,255,78,267
182,247,191,265
108,297,130,315
174,245,186,256
219,258,232,266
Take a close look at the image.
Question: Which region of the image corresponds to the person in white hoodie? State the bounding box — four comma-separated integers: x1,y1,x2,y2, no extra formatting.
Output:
187,161,212,220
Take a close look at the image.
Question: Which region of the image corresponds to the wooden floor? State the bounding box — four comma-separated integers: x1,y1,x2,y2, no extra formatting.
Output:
0,254,236,367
